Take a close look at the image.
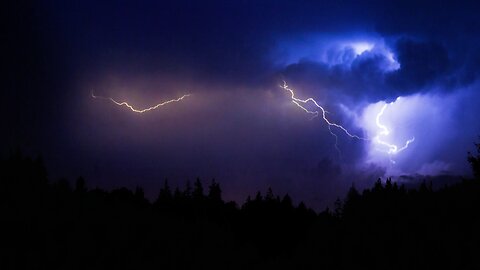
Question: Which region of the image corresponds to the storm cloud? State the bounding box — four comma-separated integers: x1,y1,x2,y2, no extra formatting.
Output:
4,0,480,209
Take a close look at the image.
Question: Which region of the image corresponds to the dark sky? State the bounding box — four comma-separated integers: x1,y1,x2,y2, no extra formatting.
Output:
4,0,480,208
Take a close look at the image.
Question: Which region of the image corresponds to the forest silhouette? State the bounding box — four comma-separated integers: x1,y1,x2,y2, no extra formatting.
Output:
2,145,480,269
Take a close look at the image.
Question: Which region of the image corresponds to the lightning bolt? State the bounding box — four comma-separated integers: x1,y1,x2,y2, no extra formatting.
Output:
280,81,413,162
91,91,190,113
281,81,366,154
374,103,415,162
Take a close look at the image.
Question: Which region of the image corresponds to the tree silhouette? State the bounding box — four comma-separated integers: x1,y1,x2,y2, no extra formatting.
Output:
192,178,204,200
156,179,172,206
281,194,293,209
3,141,480,269
75,177,87,193
265,187,274,201
468,141,480,179
208,179,222,202
184,180,192,198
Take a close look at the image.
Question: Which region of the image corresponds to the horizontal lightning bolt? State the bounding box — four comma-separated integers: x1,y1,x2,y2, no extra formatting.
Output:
91,91,190,113
375,103,414,162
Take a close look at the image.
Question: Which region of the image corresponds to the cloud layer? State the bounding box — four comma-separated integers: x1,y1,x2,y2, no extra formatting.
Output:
4,0,480,209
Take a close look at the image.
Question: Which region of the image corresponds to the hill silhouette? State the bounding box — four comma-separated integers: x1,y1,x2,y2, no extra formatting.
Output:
1,145,480,269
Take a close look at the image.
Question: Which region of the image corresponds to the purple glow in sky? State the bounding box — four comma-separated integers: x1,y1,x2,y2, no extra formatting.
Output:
5,0,480,209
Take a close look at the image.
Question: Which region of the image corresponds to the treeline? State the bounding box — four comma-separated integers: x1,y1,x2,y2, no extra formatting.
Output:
0,152,317,269
1,149,480,269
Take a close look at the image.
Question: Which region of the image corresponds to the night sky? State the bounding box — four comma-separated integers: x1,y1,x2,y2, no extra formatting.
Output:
4,0,480,208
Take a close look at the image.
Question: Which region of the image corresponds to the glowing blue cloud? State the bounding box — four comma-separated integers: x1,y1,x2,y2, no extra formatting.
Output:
273,34,399,71
350,42,374,55
357,89,479,176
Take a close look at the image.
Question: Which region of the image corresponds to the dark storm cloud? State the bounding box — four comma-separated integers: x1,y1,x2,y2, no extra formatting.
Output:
279,33,478,102
373,0,480,92
12,0,480,90
280,52,392,101
387,39,450,92
32,0,478,102
5,0,480,209
275,0,480,101
34,0,385,88
374,0,480,38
